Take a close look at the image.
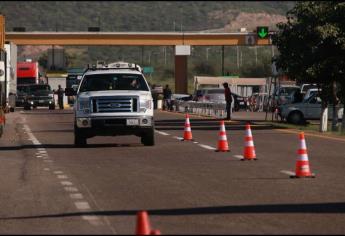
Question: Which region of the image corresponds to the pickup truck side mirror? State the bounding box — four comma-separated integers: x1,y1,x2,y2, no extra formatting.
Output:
65,88,77,96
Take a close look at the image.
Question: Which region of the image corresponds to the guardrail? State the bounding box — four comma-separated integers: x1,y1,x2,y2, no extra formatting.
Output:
173,100,227,118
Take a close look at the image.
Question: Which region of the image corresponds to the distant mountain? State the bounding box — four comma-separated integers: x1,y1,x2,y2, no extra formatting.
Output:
0,1,295,32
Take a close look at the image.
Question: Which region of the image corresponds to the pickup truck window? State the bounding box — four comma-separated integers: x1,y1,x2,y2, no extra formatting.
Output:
79,73,149,92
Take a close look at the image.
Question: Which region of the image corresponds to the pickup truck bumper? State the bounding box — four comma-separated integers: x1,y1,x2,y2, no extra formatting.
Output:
75,116,154,138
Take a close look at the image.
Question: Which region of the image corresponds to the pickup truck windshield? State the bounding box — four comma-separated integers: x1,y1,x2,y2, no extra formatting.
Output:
79,74,149,92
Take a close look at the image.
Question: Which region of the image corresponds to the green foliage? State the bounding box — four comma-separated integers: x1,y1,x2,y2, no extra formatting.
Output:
272,1,345,104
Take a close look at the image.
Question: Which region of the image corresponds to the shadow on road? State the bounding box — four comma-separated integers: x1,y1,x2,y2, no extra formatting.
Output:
155,119,284,131
1,202,344,220
0,143,143,150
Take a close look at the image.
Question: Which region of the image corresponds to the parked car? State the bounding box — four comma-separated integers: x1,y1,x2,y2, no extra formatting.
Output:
192,88,247,111
16,84,55,110
279,93,343,124
271,85,301,111
300,83,317,95
303,88,321,101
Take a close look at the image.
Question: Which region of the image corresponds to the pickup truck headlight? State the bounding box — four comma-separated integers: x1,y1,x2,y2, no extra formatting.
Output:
139,100,152,112
78,99,91,113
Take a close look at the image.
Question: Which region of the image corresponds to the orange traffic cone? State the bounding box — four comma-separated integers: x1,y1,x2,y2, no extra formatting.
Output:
136,211,151,235
182,113,193,141
215,120,230,152
242,123,257,160
290,132,315,178
150,229,161,235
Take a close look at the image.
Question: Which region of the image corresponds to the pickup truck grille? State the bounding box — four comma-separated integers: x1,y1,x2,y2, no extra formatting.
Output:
92,97,138,113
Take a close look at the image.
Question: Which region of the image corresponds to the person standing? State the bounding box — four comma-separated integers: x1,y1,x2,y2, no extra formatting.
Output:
163,84,172,111
223,82,232,120
55,85,65,110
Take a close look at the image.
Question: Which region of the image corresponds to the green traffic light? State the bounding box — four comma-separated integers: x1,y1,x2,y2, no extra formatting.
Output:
257,26,268,39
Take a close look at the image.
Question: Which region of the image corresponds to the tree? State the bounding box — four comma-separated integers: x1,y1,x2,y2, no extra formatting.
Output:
272,1,345,132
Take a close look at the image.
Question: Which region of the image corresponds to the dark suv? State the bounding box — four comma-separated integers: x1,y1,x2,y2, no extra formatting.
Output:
17,84,55,110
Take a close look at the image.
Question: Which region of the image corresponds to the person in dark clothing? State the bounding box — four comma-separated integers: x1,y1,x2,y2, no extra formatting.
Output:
55,85,65,109
163,84,172,111
223,82,233,120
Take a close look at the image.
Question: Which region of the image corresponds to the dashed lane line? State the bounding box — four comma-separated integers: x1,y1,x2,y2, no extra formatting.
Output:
280,170,295,176
198,144,216,150
154,130,170,136
233,155,244,160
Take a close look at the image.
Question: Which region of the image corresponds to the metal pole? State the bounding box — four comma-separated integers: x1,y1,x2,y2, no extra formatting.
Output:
265,77,272,121
221,45,224,76
141,46,144,66
255,46,258,66
236,46,239,69
164,46,166,66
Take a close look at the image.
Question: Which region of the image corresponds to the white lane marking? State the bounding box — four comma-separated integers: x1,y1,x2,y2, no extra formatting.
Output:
81,184,117,233
173,136,183,140
155,130,170,136
64,186,79,192
198,144,216,150
38,151,47,154
54,171,64,174
75,201,91,211
70,193,84,199
233,155,244,160
43,168,50,171
57,175,68,179
82,216,103,226
37,148,45,151
61,181,73,186
280,170,295,176
36,155,43,158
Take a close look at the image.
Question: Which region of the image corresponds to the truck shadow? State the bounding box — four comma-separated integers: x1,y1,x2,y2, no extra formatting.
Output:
0,143,144,150
0,202,344,220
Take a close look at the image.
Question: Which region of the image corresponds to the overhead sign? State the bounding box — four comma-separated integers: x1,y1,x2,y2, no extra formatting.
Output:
175,45,191,56
245,35,255,45
143,67,154,74
257,26,269,39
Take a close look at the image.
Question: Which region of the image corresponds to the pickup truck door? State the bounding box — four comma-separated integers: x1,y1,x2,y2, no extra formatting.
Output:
305,96,322,119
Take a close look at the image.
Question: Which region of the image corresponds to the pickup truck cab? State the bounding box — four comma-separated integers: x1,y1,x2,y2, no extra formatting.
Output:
66,63,154,146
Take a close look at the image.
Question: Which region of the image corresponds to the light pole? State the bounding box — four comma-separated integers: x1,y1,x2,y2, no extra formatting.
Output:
206,48,211,61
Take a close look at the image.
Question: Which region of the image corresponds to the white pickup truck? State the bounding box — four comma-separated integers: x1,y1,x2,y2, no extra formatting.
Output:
65,62,154,146
279,93,344,124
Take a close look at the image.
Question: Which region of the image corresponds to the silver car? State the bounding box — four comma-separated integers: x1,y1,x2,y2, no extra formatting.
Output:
279,93,344,124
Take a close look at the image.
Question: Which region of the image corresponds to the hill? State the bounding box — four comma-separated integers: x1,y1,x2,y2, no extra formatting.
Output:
0,1,294,32
0,1,295,92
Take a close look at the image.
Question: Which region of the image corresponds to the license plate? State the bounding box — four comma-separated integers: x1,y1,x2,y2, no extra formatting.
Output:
39,100,44,103
240,102,244,105
126,119,139,126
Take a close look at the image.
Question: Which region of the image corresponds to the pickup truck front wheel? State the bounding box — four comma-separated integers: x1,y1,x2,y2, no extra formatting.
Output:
287,111,305,125
74,125,87,147
141,129,155,146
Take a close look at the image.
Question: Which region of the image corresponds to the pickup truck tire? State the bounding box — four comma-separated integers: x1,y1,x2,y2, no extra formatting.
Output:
287,111,305,125
141,129,155,146
74,125,87,146
49,104,55,110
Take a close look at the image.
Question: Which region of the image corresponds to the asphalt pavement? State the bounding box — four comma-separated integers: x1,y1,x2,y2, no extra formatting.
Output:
0,108,344,234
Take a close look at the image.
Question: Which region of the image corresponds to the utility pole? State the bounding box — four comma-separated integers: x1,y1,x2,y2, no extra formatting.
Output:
236,46,239,69
221,45,224,76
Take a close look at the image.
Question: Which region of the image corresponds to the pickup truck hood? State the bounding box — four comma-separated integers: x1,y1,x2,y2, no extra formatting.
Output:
78,90,152,99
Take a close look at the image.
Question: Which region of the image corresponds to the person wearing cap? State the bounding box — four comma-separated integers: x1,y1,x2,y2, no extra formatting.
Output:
223,82,232,120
